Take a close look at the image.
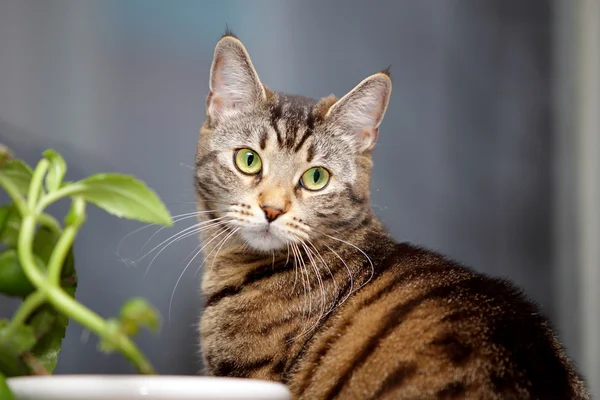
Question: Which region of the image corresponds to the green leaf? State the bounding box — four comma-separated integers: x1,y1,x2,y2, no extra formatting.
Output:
0,371,16,400
0,207,8,233
0,320,32,377
0,342,29,378
0,206,20,248
32,226,77,285
66,174,172,226
31,226,56,265
119,297,161,336
0,160,32,196
28,308,56,338
0,323,36,355
29,305,70,373
43,150,66,192
0,250,36,297
98,319,121,353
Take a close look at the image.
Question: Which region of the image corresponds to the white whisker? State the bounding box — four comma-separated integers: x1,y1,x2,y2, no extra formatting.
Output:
182,244,201,266
298,244,313,322
290,242,299,293
303,242,325,315
144,218,230,276
292,243,309,319
307,239,338,297
297,241,326,338
323,233,374,290
135,211,220,258
168,227,231,323
325,243,354,309
136,216,228,264
117,210,221,258
209,227,240,273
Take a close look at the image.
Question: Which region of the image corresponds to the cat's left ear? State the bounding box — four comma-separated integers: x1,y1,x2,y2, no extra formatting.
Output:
207,35,267,123
325,72,392,152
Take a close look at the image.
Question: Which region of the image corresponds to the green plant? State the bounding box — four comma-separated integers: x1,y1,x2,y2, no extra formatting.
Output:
0,145,172,398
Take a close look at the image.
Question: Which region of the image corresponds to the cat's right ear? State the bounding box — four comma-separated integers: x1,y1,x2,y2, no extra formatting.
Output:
324,72,392,152
207,36,266,123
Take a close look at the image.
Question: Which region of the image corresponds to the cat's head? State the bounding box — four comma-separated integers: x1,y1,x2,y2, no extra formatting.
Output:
195,33,391,252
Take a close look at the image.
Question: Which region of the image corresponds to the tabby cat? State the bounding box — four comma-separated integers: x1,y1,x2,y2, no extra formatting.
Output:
195,33,589,399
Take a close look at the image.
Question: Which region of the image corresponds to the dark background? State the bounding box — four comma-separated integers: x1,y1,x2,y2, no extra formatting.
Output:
1,0,577,380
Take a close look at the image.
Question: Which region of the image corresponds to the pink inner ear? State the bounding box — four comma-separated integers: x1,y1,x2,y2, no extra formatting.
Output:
361,128,372,141
210,59,247,112
208,92,241,117
360,127,379,151
211,94,223,107
211,55,224,88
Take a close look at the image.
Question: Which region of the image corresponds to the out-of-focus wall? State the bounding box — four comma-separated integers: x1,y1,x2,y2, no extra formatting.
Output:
0,0,567,378
553,0,600,395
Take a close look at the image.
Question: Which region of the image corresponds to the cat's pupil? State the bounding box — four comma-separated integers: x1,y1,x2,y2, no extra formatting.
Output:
313,169,320,183
246,153,254,166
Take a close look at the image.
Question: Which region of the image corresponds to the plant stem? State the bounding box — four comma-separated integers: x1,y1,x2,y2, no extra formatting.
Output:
45,286,154,374
21,352,49,375
7,157,157,376
1,291,46,339
0,164,60,234
17,216,47,289
18,214,155,375
27,159,48,210
0,174,28,216
37,213,61,235
47,198,84,285
36,184,83,212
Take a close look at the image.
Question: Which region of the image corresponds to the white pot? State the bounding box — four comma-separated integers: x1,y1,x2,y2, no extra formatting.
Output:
6,375,290,400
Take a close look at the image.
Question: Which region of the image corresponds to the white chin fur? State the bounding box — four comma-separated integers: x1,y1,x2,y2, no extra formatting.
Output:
241,229,288,252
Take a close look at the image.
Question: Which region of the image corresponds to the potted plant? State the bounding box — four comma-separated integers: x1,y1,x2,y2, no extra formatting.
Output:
0,145,289,400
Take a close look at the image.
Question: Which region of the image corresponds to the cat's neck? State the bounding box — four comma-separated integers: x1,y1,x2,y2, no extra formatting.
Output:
199,211,396,306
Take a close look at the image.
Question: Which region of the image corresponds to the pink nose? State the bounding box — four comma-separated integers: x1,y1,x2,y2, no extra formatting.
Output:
261,206,285,222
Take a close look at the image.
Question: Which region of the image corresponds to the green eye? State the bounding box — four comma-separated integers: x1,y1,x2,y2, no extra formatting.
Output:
301,167,330,191
234,148,262,175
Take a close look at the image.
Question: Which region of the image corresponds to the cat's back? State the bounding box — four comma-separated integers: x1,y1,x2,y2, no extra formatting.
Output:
289,243,588,399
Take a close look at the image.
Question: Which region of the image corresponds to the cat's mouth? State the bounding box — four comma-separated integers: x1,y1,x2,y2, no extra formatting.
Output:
240,223,288,252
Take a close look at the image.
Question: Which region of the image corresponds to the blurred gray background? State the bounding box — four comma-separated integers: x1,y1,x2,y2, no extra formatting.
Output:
1,0,598,395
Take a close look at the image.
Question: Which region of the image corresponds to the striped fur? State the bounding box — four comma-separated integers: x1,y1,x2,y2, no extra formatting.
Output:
195,33,589,399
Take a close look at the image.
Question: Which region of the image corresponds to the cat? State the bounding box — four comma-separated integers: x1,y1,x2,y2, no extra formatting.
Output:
195,32,590,399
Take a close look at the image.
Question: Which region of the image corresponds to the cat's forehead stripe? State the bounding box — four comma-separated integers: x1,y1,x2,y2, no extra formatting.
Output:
259,127,268,150
268,93,318,155
269,102,284,146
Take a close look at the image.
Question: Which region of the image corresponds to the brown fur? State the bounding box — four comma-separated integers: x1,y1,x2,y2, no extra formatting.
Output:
312,95,338,120
195,33,590,399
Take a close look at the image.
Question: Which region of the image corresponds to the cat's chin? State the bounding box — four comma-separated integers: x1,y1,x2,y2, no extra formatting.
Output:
240,229,288,252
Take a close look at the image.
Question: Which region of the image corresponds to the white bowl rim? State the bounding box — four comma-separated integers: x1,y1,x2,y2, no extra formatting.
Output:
7,375,290,400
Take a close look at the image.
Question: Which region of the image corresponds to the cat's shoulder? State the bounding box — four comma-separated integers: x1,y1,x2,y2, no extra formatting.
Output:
377,241,540,315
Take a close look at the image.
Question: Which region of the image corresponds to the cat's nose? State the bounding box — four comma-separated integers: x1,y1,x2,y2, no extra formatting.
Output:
261,205,285,223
